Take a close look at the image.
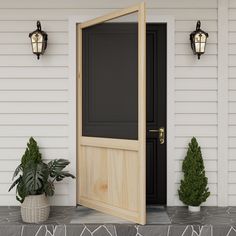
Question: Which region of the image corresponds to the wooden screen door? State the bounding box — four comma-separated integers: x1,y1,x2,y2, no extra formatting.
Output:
77,3,146,224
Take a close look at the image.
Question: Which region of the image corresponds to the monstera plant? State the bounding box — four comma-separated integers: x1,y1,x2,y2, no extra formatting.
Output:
9,137,75,223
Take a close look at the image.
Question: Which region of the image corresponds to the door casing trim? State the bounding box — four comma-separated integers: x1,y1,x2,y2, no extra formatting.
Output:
68,14,175,206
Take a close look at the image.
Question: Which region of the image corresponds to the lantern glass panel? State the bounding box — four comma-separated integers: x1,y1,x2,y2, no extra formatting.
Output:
194,33,207,53
31,32,43,53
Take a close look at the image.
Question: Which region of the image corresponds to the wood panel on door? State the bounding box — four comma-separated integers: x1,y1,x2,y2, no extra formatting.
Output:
146,24,167,205
77,3,146,224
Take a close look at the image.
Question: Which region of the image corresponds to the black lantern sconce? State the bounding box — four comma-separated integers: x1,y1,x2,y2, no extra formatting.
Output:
190,20,209,59
29,21,48,59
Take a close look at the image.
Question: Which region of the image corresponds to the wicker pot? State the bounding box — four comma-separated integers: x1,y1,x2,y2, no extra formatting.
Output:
188,205,201,212
21,194,50,223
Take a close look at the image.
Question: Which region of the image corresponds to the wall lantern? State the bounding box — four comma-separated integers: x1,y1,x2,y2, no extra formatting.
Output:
29,21,48,59
190,20,209,59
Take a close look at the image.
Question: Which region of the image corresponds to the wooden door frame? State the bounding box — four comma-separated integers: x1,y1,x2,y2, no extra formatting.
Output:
77,3,146,224
68,14,175,206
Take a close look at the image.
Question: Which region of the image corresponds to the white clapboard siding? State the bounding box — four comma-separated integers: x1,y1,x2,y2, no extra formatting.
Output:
229,10,236,204
0,68,68,78
176,79,217,89
175,20,217,32
175,68,217,78
0,44,68,55
0,102,68,114
174,0,218,204
0,55,68,67
175,114,218,125
0,32,67,44
0,137,68,149
0,91,68,102
0,125,68,137
175,102,217,114
0,1,74,206
229,45,236,55
229,79,236,89
229,69,236,78
0,148,69,160
229,149,236,160
175,125,217,137
0,79,68,90
0,0,218,9
0,0,220,206
0,21,68,32
229,172,236,183
175,55,217,67
228,160,236,171
0,114,68,125
0,8,218,20
175,91,217,102
175,137,217,149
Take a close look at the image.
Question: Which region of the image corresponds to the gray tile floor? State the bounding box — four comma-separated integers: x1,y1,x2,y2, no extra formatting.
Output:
0,206,236,235
1,206,236,225
70,205,171,224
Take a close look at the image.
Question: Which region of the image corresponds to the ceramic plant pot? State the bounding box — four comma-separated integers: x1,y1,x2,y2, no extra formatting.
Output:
188,205,201,212
21,194,50,223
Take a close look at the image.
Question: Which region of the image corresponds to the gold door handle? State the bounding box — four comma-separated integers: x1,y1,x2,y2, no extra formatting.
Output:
158,127,165,144
148,127,165,144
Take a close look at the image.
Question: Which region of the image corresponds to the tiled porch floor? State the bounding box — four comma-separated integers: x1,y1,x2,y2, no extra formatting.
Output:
1,206,236,235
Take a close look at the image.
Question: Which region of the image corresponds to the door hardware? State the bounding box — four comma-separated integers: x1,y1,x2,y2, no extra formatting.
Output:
148,127,165,144
148,129,158,132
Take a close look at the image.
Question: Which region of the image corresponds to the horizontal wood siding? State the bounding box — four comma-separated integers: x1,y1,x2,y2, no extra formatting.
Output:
0,6,71,205
173,0,218,206
0,0,227,206
229,0,236,206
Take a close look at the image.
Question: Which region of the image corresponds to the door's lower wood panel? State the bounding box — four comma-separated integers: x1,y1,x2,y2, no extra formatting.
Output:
79,145,140,221
79,197,139,222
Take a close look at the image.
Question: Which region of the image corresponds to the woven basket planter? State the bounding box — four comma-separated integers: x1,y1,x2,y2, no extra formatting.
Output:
21,194,50,223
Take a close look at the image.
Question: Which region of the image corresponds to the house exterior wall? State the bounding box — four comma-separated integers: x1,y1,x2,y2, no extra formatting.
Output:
0,0,232,206
228,0,236,205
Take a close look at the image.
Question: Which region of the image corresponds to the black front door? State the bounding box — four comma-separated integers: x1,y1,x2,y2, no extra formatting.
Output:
146,23,167,205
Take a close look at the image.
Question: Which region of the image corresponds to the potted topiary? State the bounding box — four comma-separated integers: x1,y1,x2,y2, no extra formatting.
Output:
9,137,75,223
178,137,210,212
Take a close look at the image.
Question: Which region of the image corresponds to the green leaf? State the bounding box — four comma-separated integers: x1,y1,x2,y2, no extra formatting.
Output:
48,159,73,178
12,164,22,180
16,178,27,203
48,159,70,175
21,137,42,169
9,137,75,202
8,176,21,192
23,161,48,194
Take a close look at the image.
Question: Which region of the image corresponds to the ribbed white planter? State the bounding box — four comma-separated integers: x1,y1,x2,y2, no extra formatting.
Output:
188,205,201,212
21,194,50,223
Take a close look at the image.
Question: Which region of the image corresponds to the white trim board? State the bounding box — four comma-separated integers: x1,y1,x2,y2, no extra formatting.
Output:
68,14,175,206
217,0,228,206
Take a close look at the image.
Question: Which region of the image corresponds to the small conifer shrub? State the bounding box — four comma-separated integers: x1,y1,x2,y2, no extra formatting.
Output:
178,137,210,206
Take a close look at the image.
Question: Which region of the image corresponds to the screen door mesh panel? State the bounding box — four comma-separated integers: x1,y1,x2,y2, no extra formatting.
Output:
82,23,138,140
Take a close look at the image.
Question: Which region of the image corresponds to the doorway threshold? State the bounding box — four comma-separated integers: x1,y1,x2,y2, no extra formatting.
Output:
71,205,171,224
